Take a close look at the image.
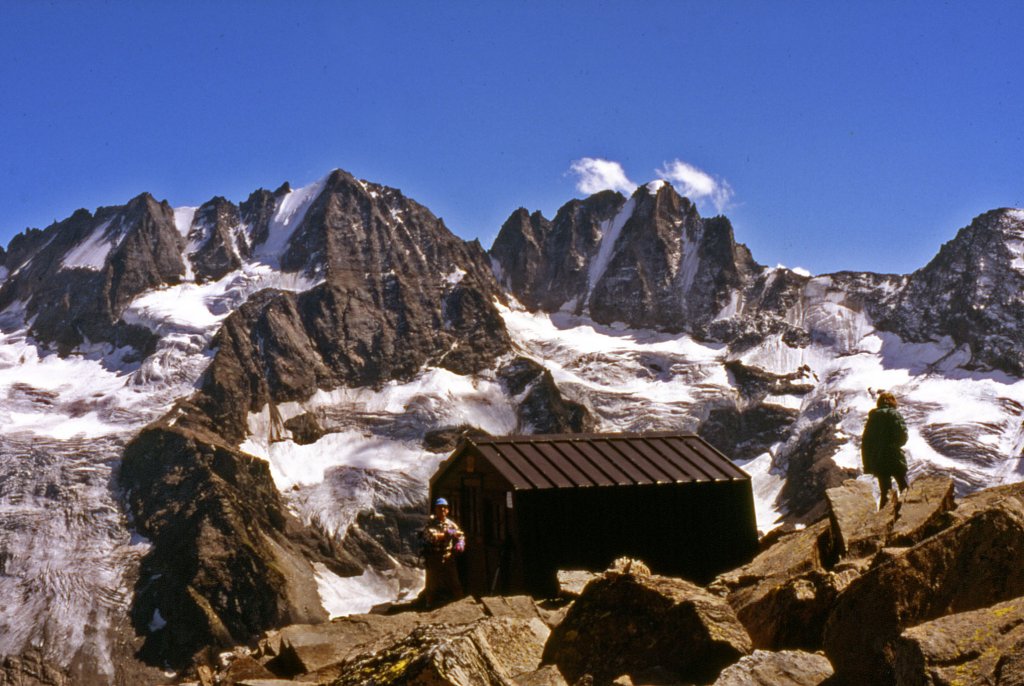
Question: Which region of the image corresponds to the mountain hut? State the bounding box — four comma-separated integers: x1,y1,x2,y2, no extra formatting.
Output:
429,432,759,597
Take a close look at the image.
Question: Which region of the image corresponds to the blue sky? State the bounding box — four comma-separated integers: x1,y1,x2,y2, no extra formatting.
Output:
2,2,1022,274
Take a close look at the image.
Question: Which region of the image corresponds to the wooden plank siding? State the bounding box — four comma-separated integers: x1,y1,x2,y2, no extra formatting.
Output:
430,432,758,596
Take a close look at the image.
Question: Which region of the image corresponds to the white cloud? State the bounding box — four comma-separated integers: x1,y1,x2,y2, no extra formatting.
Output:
656,159,734,213
569,158,637,195
568,156,736,214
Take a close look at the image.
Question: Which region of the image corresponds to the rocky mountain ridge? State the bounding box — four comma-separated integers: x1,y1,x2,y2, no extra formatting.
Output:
0,168,1022,683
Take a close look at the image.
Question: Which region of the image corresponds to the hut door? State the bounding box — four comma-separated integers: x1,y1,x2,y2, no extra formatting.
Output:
460,476,485,595
482,493,510,593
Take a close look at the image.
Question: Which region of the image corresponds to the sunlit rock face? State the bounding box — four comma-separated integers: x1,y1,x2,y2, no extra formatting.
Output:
880,208,1024,377
0,170,1023,682
491,183,762,332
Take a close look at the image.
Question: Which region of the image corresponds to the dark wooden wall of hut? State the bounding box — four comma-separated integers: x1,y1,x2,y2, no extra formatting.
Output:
513,481,757,595
432,444,759,598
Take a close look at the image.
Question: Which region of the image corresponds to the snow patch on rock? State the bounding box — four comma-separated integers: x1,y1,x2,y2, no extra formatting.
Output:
60,218,116,271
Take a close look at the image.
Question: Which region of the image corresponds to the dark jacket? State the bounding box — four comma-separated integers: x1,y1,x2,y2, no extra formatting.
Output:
861,406,909,477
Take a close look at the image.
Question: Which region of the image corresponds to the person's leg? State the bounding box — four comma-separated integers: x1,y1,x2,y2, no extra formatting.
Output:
892,471,909,517
878,475,891,508
895,471,909,494
424,557,441,608
444,559,464,601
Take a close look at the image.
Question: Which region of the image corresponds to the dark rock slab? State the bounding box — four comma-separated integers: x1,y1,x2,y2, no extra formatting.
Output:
497,357,593,434
777,414,858,525
826,479,887,559
119,424,347,668
188,196,244,282
825,475,954,560
711,476,957,654
490,191,622,313
887,475,955,546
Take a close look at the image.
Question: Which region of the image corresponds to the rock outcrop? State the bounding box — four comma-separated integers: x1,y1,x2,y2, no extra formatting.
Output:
497,357,593,434
894,596,1024,686
711,650,833,686
186,196,245,282
543,560,751,685
711,476,956,654
491,183,763,334
823,483,1024,683
196,596,559,685
119,422,351,667
188,170,512,443
332,617,549,686
490,191,622,312
168,479,1024,685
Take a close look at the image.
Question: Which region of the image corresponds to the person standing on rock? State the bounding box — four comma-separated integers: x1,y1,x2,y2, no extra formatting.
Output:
421,497,465,608
861,391,910,511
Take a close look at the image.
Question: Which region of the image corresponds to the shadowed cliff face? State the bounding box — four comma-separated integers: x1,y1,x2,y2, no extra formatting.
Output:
490,190,623,312
187,196,245,283
120,422,338,666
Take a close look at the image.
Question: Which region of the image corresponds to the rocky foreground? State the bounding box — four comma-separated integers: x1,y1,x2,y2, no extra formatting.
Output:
160,475,1024,686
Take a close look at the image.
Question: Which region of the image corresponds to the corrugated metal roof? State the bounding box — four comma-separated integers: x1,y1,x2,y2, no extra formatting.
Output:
436,432,749,491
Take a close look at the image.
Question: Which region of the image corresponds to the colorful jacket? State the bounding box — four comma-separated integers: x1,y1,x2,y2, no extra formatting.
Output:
861,406,909,476
421,516,465,560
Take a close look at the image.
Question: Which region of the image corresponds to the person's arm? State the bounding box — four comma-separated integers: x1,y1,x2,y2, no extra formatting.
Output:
861,412,878,473
895,412,909,446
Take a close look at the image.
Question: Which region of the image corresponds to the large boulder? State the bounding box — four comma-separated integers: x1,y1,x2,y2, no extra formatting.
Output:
513,665,570,686
886,476,956,546
711,650,833,686
260,597,487,678
543,561,751,685
330,617,550,686
709,520,833,650
943,480,1024,526
893,596,1024,686
823,495,1024,684
248,596,555,683
827,476,955,560
826,479,891,559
